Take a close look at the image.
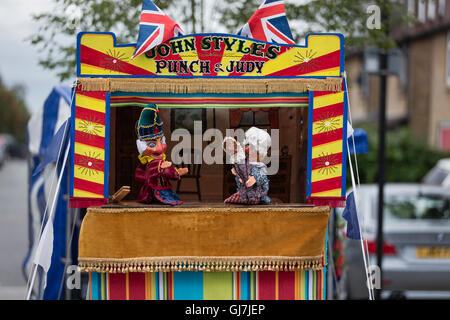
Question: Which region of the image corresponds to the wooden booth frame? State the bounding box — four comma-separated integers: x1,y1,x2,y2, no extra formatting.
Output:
69,32,348,208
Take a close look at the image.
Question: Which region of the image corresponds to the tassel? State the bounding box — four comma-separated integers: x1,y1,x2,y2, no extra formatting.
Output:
78,256,327,274
77,77,343,94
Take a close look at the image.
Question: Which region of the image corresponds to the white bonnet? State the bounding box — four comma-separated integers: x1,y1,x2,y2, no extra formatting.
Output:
244,127,271,158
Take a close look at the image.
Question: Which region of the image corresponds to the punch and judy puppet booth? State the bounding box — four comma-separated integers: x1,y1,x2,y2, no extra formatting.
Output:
71,0,348,300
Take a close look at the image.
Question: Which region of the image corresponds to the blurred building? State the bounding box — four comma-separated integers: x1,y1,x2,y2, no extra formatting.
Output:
346,0,450,151
346,47,408,126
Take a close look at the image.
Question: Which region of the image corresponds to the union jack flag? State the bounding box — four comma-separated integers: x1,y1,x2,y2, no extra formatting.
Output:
132,0,184,59
237,0,295,45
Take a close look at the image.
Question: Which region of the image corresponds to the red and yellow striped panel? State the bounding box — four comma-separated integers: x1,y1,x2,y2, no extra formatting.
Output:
73,91,107,198
310,91,345,198
78,33,342,78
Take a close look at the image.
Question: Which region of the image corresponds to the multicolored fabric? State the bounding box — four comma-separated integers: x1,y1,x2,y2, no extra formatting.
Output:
111,92,309,108
132,0,184,59
237,0,295,45
87,269,327,300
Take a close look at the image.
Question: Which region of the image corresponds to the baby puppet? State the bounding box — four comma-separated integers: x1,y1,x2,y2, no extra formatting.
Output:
135,104,188,205
223,127,271,205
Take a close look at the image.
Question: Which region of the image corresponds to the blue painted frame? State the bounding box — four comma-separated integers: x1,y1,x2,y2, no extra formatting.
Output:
341,79,348,197
306,90,315,198
76,31,345,79
104,92,111,198
69,91,76,198
73,31,347,205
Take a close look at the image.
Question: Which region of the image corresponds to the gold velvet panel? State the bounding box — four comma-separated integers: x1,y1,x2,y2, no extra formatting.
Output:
78,206,330,273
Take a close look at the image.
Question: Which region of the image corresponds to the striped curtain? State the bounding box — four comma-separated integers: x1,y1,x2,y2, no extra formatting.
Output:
110,92,309,109
87,269,326,300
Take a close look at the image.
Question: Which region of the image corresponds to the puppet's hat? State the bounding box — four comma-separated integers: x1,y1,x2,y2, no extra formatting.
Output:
136,104,164,141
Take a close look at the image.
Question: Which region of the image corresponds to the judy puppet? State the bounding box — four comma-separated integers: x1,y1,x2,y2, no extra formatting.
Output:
223,127,271,205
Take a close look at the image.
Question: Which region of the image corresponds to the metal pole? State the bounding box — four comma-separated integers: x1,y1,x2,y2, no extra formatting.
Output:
376,0,389,300
376,47,388,302
64,203,72,300
26,141,71,300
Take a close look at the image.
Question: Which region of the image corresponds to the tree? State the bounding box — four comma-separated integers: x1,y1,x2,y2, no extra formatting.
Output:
0,77,30,143
29,0,175,80
30,0,413,81
29,0,216,81
220,0,412,49
349,125,450,184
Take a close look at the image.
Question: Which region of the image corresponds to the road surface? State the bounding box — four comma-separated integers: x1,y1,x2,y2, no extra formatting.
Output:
0,159,28,299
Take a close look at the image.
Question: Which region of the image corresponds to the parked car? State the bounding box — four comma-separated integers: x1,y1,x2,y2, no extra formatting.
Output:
423,158,450,188
338,184,450,299
0,144,5,168
0,135,7,168
0,134,27,159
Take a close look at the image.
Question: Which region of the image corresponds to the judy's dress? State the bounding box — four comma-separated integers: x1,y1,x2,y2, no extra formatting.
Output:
224,160,271,205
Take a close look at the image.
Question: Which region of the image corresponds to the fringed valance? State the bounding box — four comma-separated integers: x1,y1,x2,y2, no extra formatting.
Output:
78,206,330,273
76,77,343,94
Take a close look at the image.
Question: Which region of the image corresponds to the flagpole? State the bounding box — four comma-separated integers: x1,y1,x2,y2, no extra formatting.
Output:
26,140,71,300
343,72,375,300
26,263,38,300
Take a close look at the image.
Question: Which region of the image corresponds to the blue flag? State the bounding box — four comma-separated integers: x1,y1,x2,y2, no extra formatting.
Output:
348,128,369,154
25,86,74,300
342,191,361,240
33,119,70,176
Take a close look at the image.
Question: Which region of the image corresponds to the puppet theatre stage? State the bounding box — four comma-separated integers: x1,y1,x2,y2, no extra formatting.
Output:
72,31,348,300
79,205,330,300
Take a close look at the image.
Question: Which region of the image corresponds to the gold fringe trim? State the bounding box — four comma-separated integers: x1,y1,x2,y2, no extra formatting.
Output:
87,206,331,215
78,255,324,273
77,77,343,93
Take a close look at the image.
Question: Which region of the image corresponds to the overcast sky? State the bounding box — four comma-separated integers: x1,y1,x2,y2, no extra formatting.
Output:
0,0,65,114
0,0,228,114
0,0,308,115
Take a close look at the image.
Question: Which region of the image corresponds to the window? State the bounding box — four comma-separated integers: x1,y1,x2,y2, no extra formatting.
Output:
407,0,416,16
418,0,427,22
439,121,450,151
438,0,447,17
428,0,436,20
229,108,279,129
170,108,206,134
239,110,271,127
385,194,450,220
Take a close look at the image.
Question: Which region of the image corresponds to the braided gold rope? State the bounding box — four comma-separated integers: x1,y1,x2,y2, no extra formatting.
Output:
87,206,330,214
77,77,343,93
